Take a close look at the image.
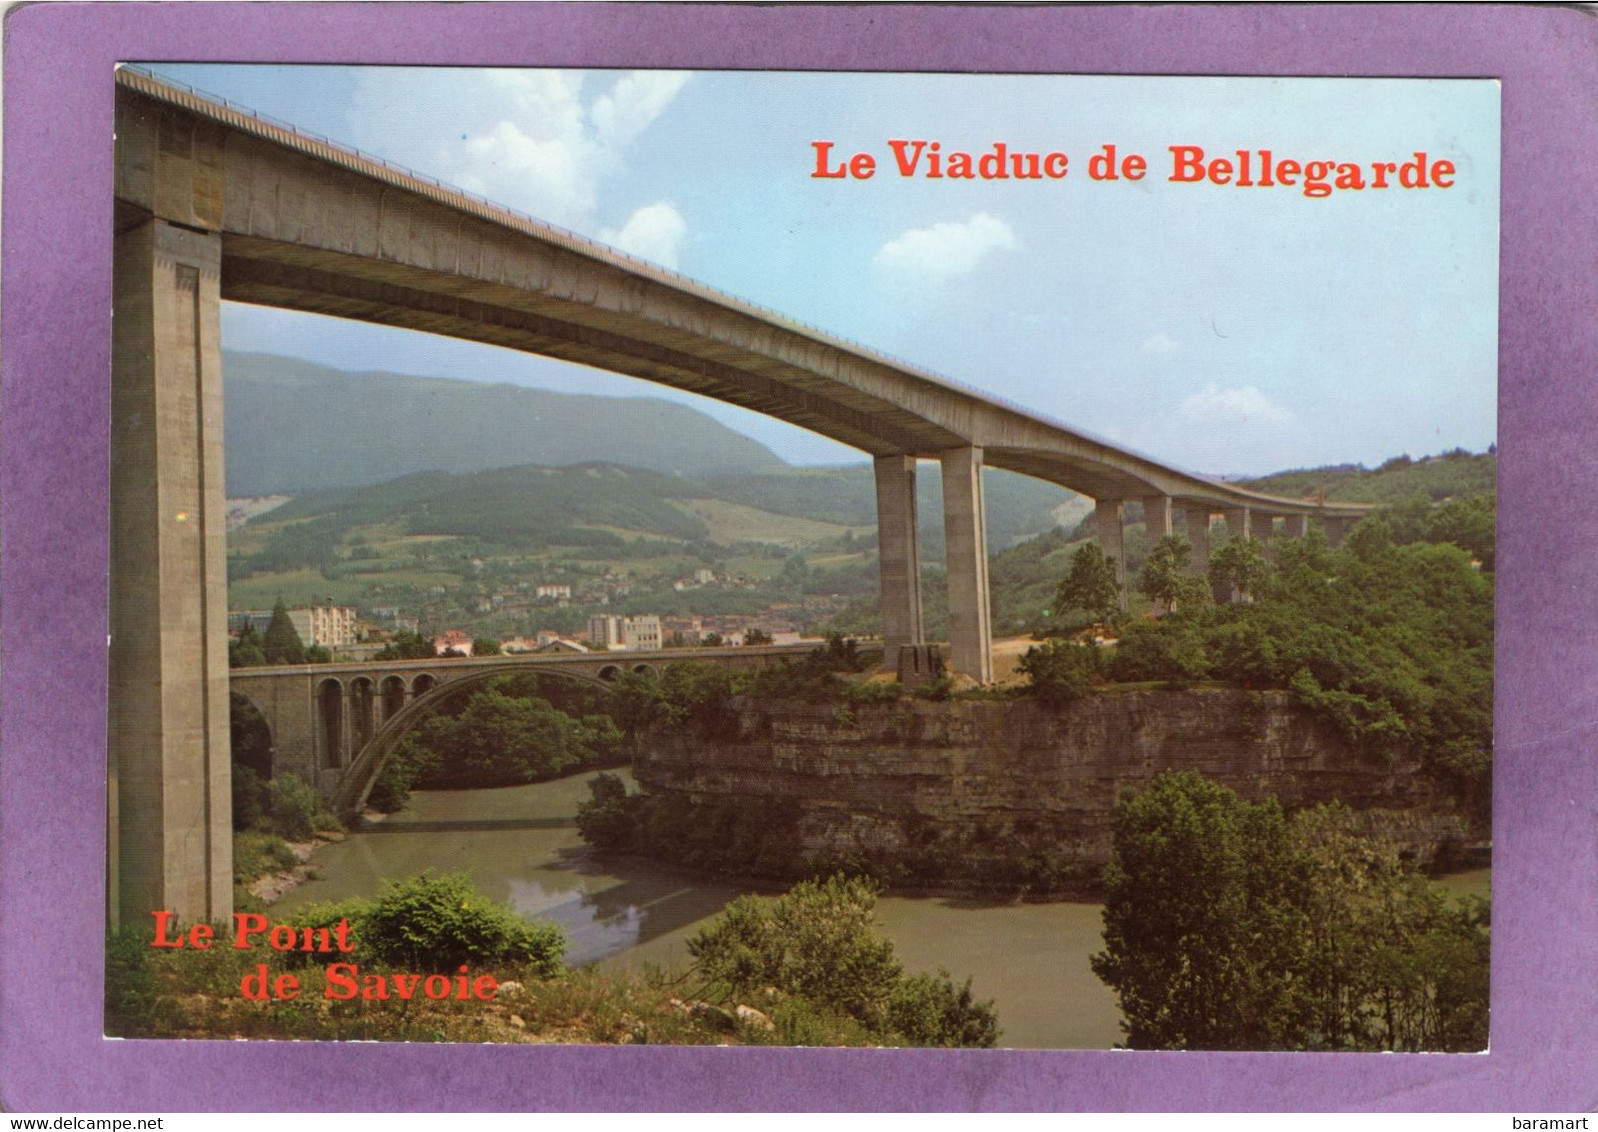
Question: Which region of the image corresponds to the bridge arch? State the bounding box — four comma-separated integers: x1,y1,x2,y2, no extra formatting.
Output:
597,665,622,683
316,677,346,770
329,664,613,819
228,691,275,784
379,674,406,722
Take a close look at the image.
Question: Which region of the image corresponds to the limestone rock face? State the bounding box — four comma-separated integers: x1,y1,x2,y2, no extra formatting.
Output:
634,690,1472,873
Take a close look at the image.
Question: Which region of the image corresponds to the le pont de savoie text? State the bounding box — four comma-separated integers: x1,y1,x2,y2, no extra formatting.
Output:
151,910,501,1003
811,141,1459,197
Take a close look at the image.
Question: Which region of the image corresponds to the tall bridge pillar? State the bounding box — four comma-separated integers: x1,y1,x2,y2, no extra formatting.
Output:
1281,514,1309,540
109,217,232,929
1220,506,1252,542
1095,499,1128,611
1184,506,1212,575
873,454,925,673
940,447,993,683
1142,495,1174,540
1322,515,1353,548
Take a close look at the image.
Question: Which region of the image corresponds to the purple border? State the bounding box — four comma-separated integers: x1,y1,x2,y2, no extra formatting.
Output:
3,3,1595,1112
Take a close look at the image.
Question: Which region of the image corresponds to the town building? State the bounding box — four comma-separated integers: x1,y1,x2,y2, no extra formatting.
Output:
586,614,663,652
228,603,358,648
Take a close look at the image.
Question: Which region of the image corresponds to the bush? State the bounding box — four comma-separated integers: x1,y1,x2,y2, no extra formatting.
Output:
887,970,1001,1048
686,874,997,1046
233,829,299,885
1106,621,1209,683
1017,639,1101,704
356,872,566,976
267,772,340,840
231,764,272,832
366,735,442,813
575,772,639,852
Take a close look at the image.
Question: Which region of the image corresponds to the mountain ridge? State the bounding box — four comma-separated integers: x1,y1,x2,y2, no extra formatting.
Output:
222,351,789,494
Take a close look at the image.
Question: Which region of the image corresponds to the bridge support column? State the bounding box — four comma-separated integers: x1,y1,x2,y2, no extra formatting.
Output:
1183,507,1212,575
873,454,924,673
1095,499,1128,611
1142,495,1174,541
1322,515,1352,548
1281,514,1308,540
1258,515,1278,562
940,447,993,684
109,217,231,928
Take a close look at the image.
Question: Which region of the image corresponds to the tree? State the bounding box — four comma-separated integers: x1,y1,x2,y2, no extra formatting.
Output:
1054,543,1121,622
374,630,435,660
744,627,773,646
262,600,307,665
1092,772,1308,1050
472,637,503,656
1017,639,1100,704
1139,534,1194,614
1091,774,1490,1052
229,623,267,668
1207,536,1270,603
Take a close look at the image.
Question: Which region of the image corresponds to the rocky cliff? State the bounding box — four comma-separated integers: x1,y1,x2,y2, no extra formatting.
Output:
632,689,1474,891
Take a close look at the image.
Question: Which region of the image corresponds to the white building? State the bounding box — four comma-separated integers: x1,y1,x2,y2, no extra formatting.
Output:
230,604,358,648
587,614,663,652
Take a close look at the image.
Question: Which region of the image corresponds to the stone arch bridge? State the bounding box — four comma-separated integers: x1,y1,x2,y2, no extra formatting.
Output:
229,644,820,819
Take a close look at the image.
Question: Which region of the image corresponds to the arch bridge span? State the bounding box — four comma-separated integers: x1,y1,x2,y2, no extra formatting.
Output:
109,69,1372,925
229,645,815,820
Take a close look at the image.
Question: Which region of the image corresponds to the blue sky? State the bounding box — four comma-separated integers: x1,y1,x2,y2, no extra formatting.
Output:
151,65,1500,475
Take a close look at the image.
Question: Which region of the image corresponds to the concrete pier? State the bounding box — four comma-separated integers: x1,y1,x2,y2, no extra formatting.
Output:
941,447,993,683
1095,499,1127,610
1143,495,1174,540
110,218,233,929
874,454,925,672
1184,507,1212,574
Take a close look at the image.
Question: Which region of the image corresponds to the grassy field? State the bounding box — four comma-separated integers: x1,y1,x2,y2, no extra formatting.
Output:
669,498,865,546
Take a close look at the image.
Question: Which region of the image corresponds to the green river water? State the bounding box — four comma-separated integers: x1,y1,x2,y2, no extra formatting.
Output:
273,770,1489,1049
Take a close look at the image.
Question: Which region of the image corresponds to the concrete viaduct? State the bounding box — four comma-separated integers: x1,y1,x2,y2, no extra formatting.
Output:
228,645,822,820
109,69,1373,926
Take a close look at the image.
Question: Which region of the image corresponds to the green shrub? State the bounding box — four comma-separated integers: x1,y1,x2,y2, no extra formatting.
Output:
357,872,566,976
1017,639,1101,704
232,830,299,885
575,772,639,852
887,970,1000,1048
231,764,272,831
1107,621,1209,683
267,772,341,840
686,874,998,1047
366,735,441,813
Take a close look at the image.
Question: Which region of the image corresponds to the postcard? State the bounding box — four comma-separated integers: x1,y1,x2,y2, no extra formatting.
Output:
3,3,1595,1113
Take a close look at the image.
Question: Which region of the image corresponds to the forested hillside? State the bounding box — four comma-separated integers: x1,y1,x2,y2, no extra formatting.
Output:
223,352,787,494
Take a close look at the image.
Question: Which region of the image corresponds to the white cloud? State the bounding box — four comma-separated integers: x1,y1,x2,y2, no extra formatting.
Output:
1141,332,1179,357
1180,384,1294,426
353,69,689,232
873,213,1015,283
601,202,687,269
591,72,691,150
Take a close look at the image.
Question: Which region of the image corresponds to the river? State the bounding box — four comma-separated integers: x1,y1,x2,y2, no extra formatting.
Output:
273,770,1489,1049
